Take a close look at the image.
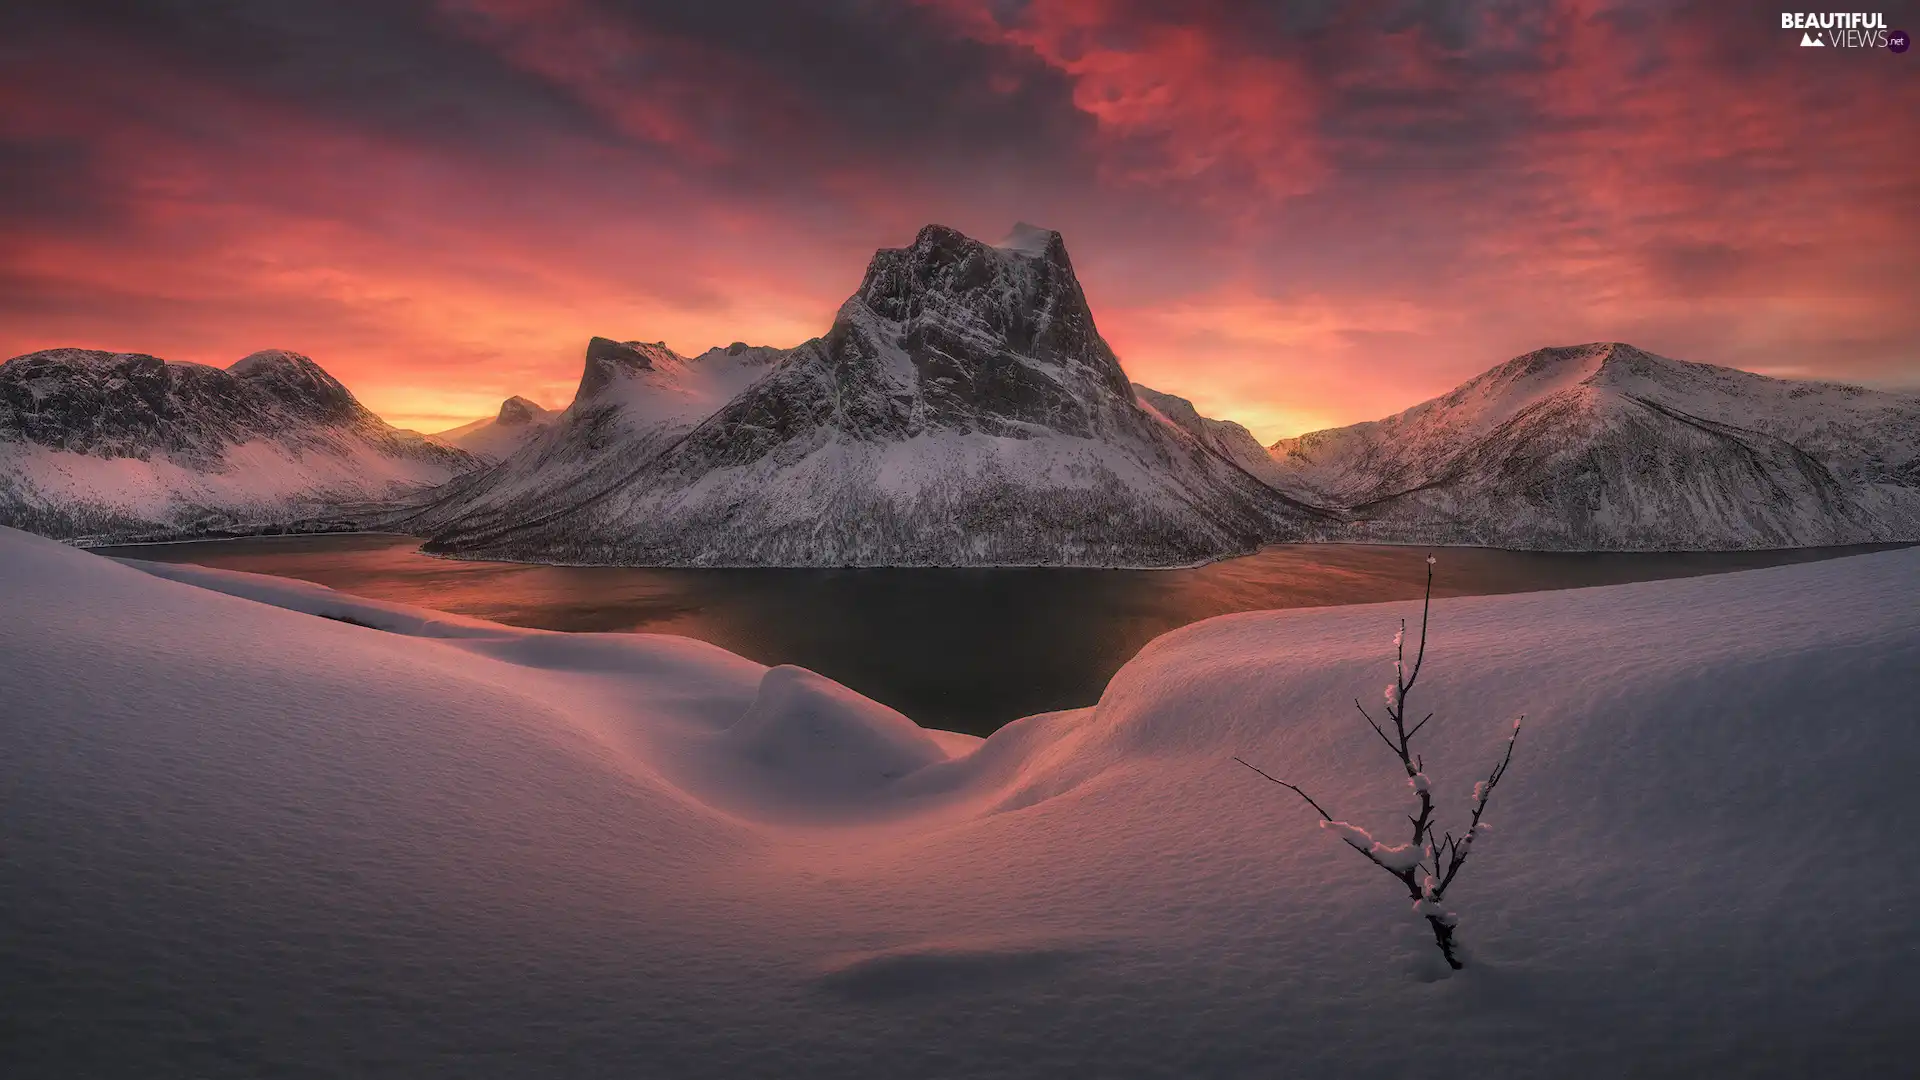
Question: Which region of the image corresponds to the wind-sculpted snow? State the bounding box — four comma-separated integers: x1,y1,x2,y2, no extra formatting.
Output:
422,225,1330,566
1269,342,1920,549
5,525,1919,1076
0,348,474,543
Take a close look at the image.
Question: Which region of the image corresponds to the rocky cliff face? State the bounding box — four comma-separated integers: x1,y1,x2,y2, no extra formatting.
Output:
1267,342,1920,549
0,348,474,543
417,224,1331,566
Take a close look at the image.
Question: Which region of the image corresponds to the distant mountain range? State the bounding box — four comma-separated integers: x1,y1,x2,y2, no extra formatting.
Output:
4,229,1916,560
0,348,472,543
1268,342,1920,550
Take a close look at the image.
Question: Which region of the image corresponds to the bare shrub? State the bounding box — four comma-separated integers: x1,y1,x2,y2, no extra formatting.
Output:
1236,554,1522,970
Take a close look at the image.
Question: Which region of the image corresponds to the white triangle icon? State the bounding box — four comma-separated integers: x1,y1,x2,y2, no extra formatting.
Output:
1801,31,1824,46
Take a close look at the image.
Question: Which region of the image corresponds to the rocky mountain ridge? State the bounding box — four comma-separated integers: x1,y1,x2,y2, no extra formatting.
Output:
0,348,475,543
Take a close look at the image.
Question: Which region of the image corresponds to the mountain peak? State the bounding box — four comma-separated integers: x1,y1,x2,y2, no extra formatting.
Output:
227,349,360,420
829,222,1132,438
496,396,547,425
1450,342,1687,409
994,221,1063,258
230,347,323,375
578,337,680,401
899,221,1070,265
1491,341,1642,381
851,223,1094,346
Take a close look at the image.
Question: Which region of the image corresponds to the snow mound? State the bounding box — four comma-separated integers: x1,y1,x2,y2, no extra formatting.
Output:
114,557,512,639
722,665,952,797
6,522,1920,1077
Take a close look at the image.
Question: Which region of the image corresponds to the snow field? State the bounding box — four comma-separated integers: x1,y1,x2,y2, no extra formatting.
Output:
4,526,1917,1077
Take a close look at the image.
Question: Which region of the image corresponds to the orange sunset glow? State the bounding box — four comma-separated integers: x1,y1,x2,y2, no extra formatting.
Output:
3,0,1915,439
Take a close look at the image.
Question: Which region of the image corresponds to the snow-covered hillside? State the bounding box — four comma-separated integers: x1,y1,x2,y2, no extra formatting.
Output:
420,225,1329,566
3,525,1915,1076
1134,382,1291,487
385,336,788,538
0,348,475,542
433,395,555,462
1269,342,1920,549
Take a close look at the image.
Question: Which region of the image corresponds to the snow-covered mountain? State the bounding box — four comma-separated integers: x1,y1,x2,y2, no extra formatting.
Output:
1268,342,1920,549
0,348,475,543
418,224,1330,566
384,336,789,539
434,396,556,462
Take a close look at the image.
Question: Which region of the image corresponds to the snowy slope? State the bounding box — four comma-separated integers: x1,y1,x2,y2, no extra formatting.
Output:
0,348,475,542
1134,382,1292,488
422,225,1329,566
1269,342,1920,549
433,395,556,462
4,525,1917,1077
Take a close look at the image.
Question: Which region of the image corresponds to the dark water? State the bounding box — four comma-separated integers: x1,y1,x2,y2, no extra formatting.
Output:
97,534,1911,735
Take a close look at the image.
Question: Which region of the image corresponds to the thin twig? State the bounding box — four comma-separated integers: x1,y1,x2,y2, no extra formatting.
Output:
1438,718,1523,893
1354,700,1399,755
1232,757,1334,820
1402,556,1434,696
1233,756,1412,881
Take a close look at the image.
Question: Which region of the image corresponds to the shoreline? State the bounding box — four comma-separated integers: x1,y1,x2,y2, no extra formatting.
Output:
85,527,1920,570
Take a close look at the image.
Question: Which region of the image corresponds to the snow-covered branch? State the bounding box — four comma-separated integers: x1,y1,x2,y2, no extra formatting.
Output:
1235,553,1525,970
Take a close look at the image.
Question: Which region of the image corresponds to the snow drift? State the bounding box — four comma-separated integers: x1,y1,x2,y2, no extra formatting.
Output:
3,523,1917,1077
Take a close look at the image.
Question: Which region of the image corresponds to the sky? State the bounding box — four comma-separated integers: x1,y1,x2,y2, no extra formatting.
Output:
1,1,1916,441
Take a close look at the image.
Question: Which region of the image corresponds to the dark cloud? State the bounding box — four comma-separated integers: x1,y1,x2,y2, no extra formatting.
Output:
608,0,1086,143
0,0,1109,212
0,137,126,230
2,0,609,149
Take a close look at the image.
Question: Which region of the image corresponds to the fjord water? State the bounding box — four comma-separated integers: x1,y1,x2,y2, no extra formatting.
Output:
98,534,1908,735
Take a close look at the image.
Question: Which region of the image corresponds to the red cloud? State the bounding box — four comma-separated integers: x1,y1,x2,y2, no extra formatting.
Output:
921,0,1325,198
1,0,1912,441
